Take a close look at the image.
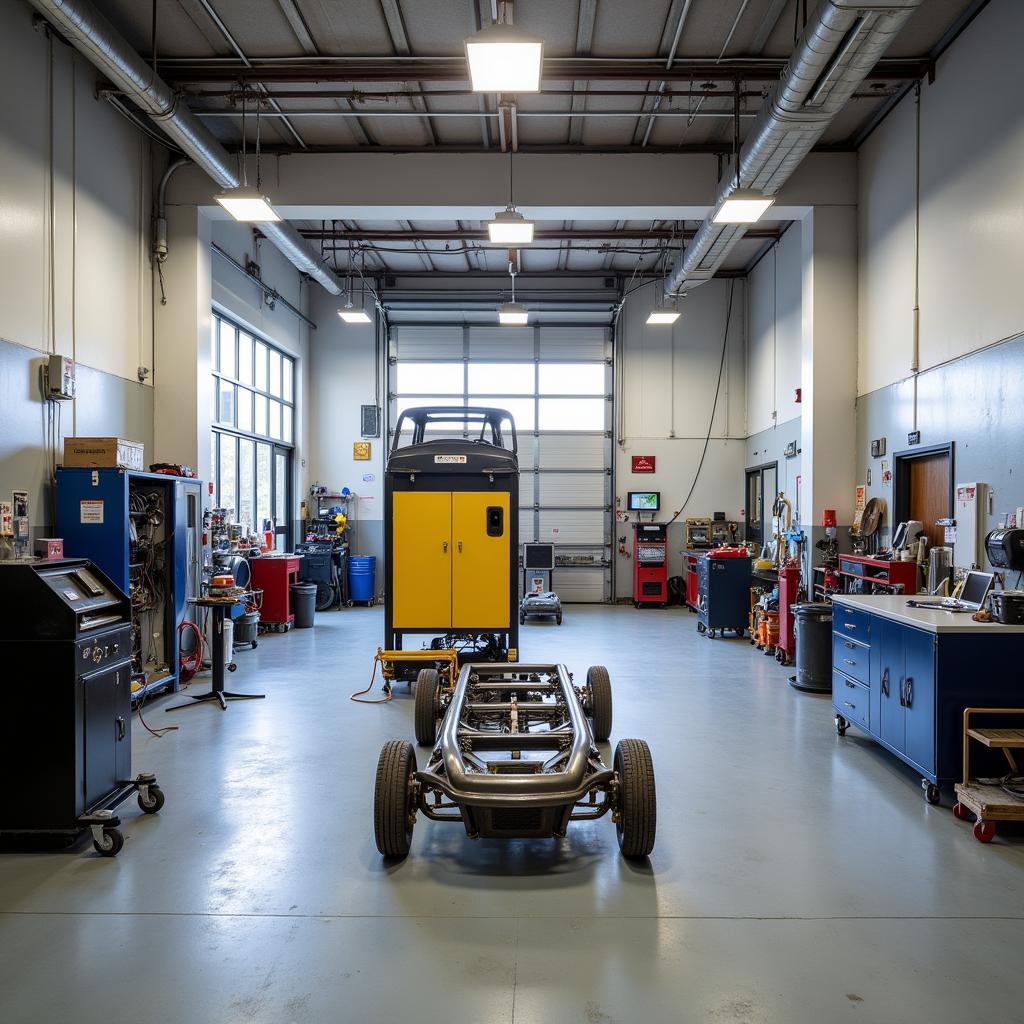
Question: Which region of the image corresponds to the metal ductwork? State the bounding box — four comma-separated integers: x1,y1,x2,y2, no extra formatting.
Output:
28,0,344,296
665,0,922,297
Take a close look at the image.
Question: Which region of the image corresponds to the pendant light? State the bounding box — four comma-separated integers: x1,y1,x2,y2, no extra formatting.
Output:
488,147,534,244
465,2,543,94
647,235,681,325
711,85,773,225
215,88,281,222
338,240,372,324
498,263,528,325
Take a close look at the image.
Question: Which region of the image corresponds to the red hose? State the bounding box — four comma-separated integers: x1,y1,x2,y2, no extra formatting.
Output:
178,619,204,683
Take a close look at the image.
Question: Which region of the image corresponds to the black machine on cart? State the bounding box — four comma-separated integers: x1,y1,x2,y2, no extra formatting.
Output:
519,542,562,625
375,661,656,859
697,549,752,639
0,559,165,856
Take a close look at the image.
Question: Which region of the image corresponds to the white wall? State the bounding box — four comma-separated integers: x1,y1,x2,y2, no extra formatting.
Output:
614,278,747,593
858,0,1024,396
0,3,152,383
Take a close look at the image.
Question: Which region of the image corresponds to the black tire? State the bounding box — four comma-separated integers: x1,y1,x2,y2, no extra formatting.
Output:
137,784,165,814
556,610,563,625
228,662,237,672
315,582,335,611
587,665,613,742
93,827,124,857
924,783,941,805
414,668,440,747
520,611,526,625
374,740,417,858
836,715,848,737
696,621,706,634
615,739,656,858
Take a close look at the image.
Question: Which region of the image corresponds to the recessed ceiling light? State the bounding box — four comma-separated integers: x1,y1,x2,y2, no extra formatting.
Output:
712,188,775,224
646,306,681,325
487,207,535,245
465,23,544,93
214,185,281,223
338,302,372,324
498,301,529,325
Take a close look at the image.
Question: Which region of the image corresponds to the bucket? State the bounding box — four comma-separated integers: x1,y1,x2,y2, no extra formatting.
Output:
291,582,317,628
234,611,260,647
348,555,376,604
790,602,833,692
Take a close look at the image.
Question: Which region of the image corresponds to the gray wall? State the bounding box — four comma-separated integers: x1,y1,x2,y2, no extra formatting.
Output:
855,333,1024,569
0,339,153,536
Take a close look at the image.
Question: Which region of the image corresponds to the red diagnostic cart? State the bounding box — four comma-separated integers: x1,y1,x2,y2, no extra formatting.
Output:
250,555,301,631
633,524,668,607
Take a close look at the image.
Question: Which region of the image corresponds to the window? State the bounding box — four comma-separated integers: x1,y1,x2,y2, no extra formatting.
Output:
396,362,463,394
539,363,605,395
211,312,296,547
468,363,534,394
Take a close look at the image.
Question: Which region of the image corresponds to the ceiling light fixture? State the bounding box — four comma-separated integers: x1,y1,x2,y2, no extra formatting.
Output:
712,187,775,224
499,262,528,325
215,86,281,222
337,239,372,324
488,146,534,245
338,302,371,324
646,306,681,325
465,22,543,93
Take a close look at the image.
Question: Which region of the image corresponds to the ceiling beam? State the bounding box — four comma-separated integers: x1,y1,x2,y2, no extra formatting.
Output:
568,0,598,146
378,0,439,144
276,0,316,54
748,0,789,54
295,227,782,242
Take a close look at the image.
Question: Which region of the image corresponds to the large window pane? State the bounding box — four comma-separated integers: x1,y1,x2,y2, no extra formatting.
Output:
396,362,463,394
275,451,287,524
282,404,293,444
219,434,236,514
218,380,236,426
254,340,268,390
283,357,294,402
269,349,282,398
254,393,267,436
538,398,605,431
210,432,218,505
237,388,253,433
238,438,255,530
539,363,605,395
468,397,534,432
268,399,282,440
256,443,271,530
219,320,236,379
468,363,534,395
395,396,463,430
238,332,253,385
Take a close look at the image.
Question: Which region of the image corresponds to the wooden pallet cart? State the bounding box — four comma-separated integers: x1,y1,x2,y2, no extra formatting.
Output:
953,707,1024,844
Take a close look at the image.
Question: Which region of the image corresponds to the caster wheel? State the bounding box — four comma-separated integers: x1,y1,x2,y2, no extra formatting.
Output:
924,782,940,805
251,639,258,649
228,662,237,672
346,600,354,608
520,613,526,625
138,785,165,814
973,821,996,844
835,715,848,737
952,801,971,821
94,827,124,857
775,648,785,663
696,622,706,634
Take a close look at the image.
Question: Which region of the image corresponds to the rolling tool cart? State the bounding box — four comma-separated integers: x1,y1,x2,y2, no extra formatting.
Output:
384,407,519,682
697,547,751,638
633,523,668,607
250,553,301,631
0,559,165,856
520,542,562,625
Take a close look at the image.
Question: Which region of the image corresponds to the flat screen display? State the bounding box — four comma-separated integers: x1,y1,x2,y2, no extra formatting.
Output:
627,491,660,512
523,543,555,571
959,570,994,608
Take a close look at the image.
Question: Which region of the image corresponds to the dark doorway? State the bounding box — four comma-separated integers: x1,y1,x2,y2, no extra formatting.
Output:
894,443,953,551
744,462,778,547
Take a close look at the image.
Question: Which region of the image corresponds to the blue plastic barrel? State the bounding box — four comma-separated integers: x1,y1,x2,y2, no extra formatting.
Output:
348,556,377,604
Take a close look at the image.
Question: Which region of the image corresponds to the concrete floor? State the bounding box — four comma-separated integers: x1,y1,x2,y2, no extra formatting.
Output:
2,605,1023,1023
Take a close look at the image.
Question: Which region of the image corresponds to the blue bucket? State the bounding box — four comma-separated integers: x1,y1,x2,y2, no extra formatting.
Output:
348,556,377,604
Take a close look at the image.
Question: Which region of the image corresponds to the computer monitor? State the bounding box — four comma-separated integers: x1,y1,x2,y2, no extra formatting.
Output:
523,543,555,571
627,491,660,512
958,570,994,609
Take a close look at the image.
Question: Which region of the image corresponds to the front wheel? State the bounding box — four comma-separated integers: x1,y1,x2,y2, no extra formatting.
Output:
414,669,440,747
836,715,848,737
586,665,613,742
615,739,656,858
556,611,563,625
924,782,940,805
374,741,417,858
93,827,124,858
137,785,165,814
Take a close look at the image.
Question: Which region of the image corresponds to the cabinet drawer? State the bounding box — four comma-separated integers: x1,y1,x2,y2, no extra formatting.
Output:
833,606,871,644
833,671,870,732
833,633,870,684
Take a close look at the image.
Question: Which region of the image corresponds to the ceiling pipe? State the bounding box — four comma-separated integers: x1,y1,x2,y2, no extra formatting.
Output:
664,0,922,297
27,0,344,295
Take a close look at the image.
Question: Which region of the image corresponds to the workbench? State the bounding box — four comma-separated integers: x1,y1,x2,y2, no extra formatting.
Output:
831,594,1024,799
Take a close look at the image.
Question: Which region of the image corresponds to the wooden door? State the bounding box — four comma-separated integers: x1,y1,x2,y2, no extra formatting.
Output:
908,453,950,551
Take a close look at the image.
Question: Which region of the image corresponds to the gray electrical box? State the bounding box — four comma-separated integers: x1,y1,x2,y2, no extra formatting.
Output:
361,404,381,438
46,355,76,401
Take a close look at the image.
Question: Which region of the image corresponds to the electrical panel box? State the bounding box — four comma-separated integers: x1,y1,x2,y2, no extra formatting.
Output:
361,404,381,438
954,482,989,570
47,354,76,401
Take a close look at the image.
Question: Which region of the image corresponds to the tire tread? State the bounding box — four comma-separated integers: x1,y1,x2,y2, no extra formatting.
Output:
374,740,416,857
615,738,656,858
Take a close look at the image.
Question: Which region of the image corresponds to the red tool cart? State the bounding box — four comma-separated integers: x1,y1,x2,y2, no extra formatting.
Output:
684,550,703,612
250,555,301,631
777,563,801,666
633,524,668,607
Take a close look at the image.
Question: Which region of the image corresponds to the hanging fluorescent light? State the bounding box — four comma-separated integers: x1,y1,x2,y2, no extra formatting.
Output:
215,185,281,223
498,301,528,325
712,188,775,224
338,301,371,324
646,306,681,326
487,207,534,245
465,23,544,93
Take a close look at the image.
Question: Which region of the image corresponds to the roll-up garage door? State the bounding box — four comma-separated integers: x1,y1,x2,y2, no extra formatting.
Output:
390,324,612,602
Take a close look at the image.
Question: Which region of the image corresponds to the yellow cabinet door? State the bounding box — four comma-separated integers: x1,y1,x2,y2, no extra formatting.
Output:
392,491,452,628
451,492,510,628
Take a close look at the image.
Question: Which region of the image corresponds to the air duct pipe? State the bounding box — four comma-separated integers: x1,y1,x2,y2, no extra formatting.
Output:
28,0,344,295
665,0,922,298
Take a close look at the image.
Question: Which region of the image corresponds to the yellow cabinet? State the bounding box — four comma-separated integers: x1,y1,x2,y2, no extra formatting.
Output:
391,492,452,628
452,492,510,628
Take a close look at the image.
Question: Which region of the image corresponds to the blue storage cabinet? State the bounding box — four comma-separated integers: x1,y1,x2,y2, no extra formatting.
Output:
56,468,204,701
832,595,1024,798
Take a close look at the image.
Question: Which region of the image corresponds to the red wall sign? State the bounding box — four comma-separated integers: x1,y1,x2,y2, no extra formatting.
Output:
631,455,656,473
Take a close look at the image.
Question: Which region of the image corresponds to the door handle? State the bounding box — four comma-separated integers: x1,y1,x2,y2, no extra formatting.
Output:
843,622,857,630
881,668,890,698
458,540,463,553
116,716,126,741
905,677,913,708
443,541,448,553
899,679,906,707
844,641,855,649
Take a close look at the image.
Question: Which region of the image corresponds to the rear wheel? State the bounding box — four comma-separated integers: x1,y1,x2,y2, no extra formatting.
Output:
615,738,656,858
414,669,440,747
586,665,613,742
315,582,335,611
374,741,417,857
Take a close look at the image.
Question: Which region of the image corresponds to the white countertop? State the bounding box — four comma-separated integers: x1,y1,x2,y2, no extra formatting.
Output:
832,593,1024,634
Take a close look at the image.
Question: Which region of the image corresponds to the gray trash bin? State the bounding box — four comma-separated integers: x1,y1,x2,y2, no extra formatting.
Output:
790,602,833,693
291,583,317,629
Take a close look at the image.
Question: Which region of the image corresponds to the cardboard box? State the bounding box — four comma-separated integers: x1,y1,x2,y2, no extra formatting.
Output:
63,437,145,472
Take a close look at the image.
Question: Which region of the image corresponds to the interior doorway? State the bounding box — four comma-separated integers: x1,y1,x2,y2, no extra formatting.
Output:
894,443,953,551
744,462,778,548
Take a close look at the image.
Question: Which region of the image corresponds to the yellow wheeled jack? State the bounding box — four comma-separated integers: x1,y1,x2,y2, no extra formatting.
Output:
351,647,459,704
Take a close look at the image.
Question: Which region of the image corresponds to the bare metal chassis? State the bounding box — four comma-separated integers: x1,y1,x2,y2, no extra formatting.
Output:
414,662,616,839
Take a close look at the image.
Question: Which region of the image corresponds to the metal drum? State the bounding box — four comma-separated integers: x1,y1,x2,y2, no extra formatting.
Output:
790,602,833,693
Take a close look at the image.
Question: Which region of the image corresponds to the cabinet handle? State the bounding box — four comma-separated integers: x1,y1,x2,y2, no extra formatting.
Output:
905,677,913,708
844,641,855,649
843,659,856,666
458,540,463,553
899,679,906,707
443,541,448,553
881,668,890,698
844,622,857,630
845,680,855,688
843,701,856,709
116,716,126,741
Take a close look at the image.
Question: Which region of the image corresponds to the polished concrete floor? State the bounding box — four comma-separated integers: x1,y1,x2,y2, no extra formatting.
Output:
2,605,1023,1023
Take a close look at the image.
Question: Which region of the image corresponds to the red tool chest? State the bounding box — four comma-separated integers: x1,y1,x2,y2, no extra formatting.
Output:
250,555,301,630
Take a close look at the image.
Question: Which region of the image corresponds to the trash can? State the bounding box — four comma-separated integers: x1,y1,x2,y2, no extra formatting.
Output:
790,602,833,693
234,611,260,649
291,582,317,628
348,555,376,605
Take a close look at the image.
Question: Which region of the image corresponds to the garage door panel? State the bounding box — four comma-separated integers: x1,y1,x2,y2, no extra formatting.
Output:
552,568,605,603
392,326,463,360
538,434,605,470
539,510,605,546
470,327,533,359
538,326,608,360
519,509,535,543
538,472,606,506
